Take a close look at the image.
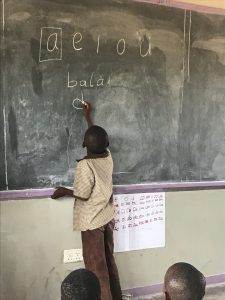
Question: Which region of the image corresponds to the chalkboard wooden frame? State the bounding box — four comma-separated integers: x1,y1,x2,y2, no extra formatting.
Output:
0,181,225,200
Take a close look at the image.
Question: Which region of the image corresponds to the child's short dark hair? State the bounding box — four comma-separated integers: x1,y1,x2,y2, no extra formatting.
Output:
83,125,109,154
61,269,101,300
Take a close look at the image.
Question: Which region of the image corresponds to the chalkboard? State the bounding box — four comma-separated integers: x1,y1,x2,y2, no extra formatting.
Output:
1,0,225,190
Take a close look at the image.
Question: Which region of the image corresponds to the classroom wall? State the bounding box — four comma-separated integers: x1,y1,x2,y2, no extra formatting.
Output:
1,189,225,300
176,0,225,10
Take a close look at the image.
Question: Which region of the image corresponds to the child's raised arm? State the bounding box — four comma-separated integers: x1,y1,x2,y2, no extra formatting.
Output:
51,101,93,200
83,101,93,128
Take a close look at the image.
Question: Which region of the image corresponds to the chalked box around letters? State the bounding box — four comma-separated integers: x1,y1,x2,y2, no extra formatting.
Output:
1,0,225,190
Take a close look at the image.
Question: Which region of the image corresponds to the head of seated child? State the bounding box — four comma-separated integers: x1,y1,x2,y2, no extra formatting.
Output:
83,125,109,155
61,268,101,300
164,262,206,300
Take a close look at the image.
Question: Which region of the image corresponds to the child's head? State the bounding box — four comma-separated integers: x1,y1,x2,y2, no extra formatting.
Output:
83,125,109,154
61,269,101,300
164,262,206,300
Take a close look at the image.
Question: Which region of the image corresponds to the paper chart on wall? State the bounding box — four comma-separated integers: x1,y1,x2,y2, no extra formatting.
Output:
113,193,165,252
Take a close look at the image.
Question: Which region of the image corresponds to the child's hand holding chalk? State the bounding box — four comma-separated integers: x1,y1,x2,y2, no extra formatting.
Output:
81,99,88,107
82,100,91,116
82,101,93,127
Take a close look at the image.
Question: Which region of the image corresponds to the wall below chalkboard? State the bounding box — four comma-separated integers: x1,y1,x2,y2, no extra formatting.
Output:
1,189,225,299
1,0,225,190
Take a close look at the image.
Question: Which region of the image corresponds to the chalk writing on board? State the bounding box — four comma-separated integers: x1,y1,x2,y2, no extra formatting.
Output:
72,32,83,51
39,27,62,62
68,72,110,109
116,38,126,55
39,29,152,60
139,36,152,57
96,35,100,54
114,193,165,252
72,92,84,110
67,72,110,88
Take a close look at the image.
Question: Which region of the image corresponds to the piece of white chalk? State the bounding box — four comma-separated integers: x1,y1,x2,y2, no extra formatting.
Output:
82,100,88,106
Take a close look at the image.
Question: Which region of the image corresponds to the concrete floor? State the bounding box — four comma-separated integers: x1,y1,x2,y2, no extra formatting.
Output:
123,284,225,300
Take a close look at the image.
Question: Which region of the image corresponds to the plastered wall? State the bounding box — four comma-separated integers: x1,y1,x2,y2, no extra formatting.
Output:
1,189,225,300
177,0,225,10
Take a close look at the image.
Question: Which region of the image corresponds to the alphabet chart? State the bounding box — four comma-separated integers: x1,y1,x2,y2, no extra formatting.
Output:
113,193,165,252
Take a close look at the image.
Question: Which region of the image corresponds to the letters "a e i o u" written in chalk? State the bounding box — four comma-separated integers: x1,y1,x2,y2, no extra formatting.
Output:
39,27,152,62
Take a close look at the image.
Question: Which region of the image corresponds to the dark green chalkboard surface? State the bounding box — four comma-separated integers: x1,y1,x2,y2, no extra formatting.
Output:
1,0,225,190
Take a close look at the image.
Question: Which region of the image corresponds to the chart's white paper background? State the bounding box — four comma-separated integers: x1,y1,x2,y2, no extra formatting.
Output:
113,193,165,252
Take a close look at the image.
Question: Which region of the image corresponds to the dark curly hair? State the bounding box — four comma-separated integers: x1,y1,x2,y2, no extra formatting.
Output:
61,269,101,300
83,125,109,154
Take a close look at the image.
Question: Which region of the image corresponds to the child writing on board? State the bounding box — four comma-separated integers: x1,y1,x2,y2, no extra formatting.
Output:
51,102,123,300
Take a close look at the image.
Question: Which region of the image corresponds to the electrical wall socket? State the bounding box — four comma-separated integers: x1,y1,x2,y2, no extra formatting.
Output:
63,249,83,263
